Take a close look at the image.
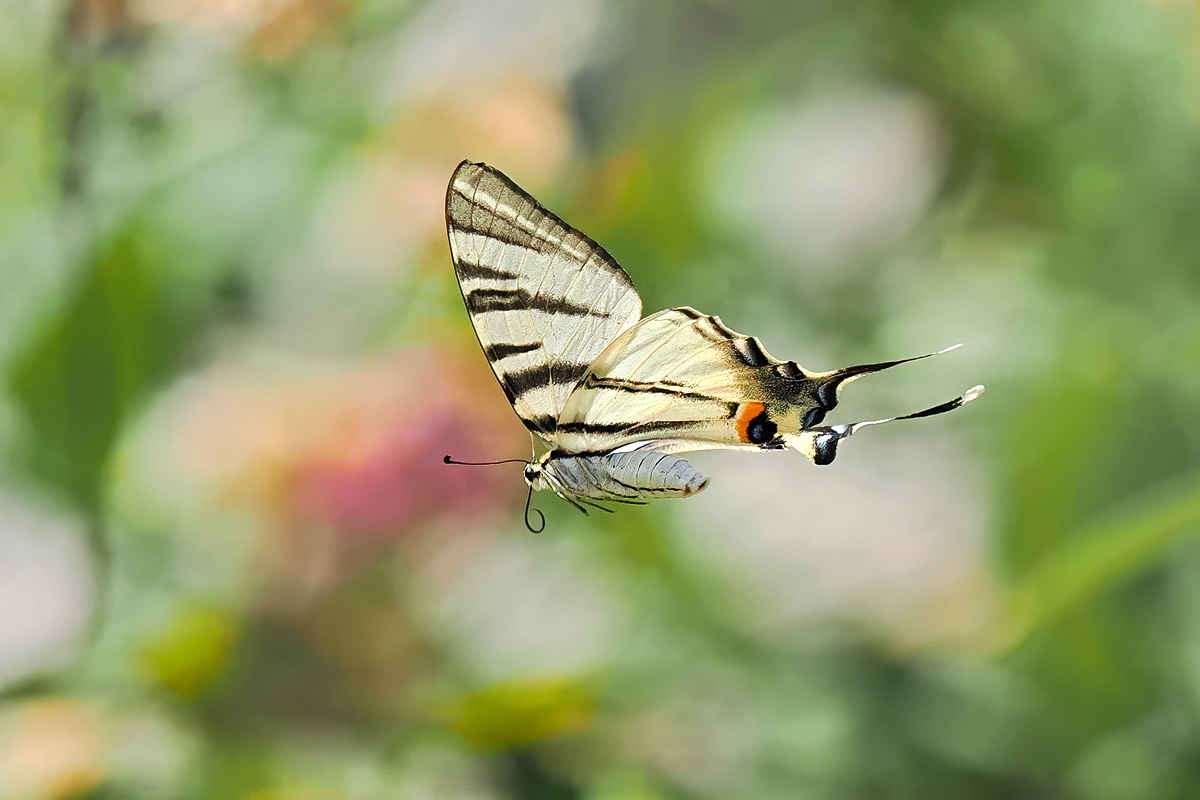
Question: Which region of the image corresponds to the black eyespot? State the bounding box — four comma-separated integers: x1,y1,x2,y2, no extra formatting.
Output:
803,408,825,429
817,381,839,410
813,433,838,466
746,409,777,445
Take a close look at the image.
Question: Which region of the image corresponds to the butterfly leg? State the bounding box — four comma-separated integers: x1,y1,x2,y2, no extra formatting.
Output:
537,468,589,515
558,493,591,515
601,497,649,506
578,499,615,514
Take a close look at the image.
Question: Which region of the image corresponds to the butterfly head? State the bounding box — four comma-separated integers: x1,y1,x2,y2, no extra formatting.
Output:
524,453,557,492
523,461,543,488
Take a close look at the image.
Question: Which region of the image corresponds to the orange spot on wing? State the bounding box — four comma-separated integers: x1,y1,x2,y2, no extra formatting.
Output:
736,402,766,443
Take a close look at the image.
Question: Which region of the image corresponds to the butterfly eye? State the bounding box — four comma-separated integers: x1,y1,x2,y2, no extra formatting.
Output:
523,465,537,483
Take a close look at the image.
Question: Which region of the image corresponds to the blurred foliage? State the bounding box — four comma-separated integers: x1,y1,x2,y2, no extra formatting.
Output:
0,0,1199,798
9,234,183,514
138,607,238,700
444,677,597,751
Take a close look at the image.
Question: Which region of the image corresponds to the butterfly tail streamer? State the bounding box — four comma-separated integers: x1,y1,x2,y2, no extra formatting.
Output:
788,384,985,465
816,343,963,406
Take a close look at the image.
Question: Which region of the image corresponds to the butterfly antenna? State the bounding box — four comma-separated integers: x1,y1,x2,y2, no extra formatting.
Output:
443,455,529,466
524,484,546,533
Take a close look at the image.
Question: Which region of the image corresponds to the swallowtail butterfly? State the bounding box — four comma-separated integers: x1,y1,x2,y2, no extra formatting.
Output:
445,160,983,530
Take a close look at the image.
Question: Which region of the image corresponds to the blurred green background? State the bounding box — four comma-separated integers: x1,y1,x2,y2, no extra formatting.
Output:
1,0,1199,797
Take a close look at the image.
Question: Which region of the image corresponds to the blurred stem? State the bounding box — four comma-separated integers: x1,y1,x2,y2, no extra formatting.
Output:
54,0,96,200
50,0,123,657
84,514,111,646
999,468,1200,653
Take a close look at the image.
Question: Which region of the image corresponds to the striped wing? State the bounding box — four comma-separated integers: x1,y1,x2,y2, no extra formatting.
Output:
446,161,643,438
556,307,833,455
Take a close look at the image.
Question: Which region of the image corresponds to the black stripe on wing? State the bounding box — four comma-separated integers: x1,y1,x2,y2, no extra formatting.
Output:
504,362,591,401
555,419,705,435
465,288,606,317
581,375,724,403
488,341,543,360
773,361,805,379
449,186,539,250
453,260,521,282
673,308,802,372
732,336,771,368
518,413,558,433
448,166,636,295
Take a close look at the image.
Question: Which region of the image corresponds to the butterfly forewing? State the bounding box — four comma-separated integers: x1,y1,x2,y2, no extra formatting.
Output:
446,161,643,437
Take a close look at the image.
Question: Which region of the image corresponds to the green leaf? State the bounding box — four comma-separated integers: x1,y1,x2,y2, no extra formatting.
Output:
1000,469,1200,653
998,334,1126,576
7,235,180,512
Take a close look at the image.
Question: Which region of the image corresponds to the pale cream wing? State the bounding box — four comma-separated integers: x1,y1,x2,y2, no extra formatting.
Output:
556,307,832,454
446,161,643,438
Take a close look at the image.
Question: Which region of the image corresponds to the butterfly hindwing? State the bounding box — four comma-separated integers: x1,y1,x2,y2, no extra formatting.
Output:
446,161,643,438
556,307,829,454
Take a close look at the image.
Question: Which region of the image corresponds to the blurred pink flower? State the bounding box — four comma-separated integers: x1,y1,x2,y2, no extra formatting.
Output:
128,345,526,586
290,359,521,535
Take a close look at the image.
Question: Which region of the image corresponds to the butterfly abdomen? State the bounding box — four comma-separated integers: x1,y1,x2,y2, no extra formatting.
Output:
544,449,709,500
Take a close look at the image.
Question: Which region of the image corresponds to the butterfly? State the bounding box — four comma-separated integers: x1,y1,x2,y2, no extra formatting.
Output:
445,160,983,531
